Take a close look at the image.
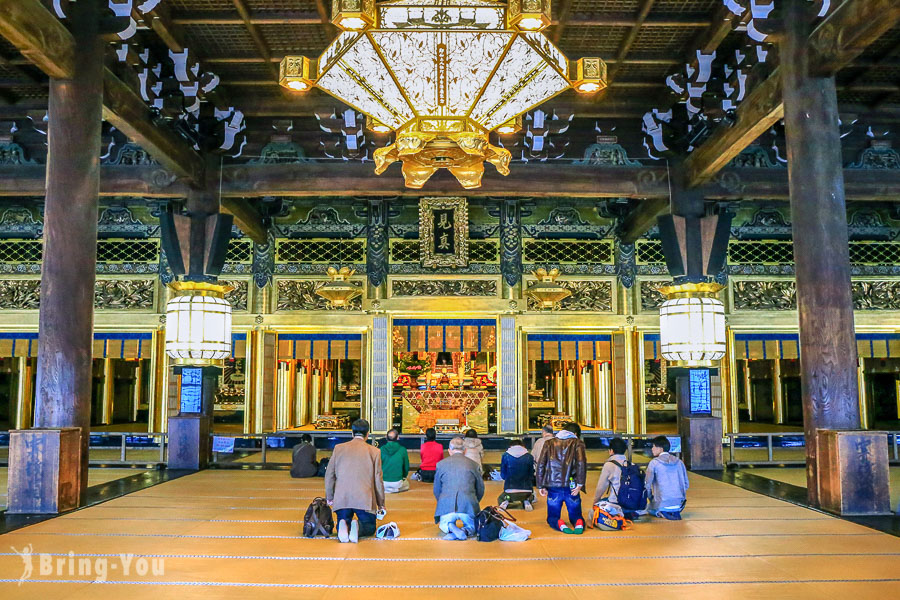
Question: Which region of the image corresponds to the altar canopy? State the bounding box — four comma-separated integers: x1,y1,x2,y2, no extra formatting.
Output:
277,333,363,360
0,332,153,359
527,333,612,361
393,318,496,352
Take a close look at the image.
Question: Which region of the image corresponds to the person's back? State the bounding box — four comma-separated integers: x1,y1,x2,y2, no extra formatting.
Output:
592,438,628,506
499,440,535,511
645,436,689,520
531,426,554,471
463,430,484,467
290,435,318,478
536,423,587,534
433,437,484,540
325,419,385,542
380,428,410,493
418,428,444,482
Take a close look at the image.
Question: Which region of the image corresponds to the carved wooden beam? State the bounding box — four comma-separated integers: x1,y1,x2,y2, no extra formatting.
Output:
220,198,267,245
0,0,75,79
618,197,669,245
683,0,900,187
102,70,206,184
2,164,900,203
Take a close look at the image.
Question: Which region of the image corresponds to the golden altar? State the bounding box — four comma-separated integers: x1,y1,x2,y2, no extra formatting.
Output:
401,390,490,434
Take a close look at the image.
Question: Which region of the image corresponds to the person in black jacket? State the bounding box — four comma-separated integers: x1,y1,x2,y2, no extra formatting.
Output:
290,434,318,478
498,439,535,511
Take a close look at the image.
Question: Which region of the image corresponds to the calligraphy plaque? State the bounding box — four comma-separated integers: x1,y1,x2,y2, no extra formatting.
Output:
419,197,468,268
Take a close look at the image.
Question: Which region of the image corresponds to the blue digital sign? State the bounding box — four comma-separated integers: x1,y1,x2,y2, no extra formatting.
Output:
689,369,711,414
180,367,203,413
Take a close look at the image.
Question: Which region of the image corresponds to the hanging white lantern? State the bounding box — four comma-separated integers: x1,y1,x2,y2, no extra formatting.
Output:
165,281,233,366
658,282,726,366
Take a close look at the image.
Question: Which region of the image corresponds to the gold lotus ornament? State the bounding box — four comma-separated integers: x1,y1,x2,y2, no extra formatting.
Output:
525,268,572,310
315,267,362,308
278,0,604,189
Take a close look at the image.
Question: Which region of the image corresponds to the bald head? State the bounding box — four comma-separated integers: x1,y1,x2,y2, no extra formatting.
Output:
448,436,465,454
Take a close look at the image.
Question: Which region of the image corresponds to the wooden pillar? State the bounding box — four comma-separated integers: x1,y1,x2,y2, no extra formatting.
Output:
781,0,861,505
29,0,103,505
772,359,784,425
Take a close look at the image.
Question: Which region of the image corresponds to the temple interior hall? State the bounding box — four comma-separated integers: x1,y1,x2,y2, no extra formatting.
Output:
2,0,900,596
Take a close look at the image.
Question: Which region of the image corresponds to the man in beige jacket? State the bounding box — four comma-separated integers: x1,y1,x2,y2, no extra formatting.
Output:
325,419,386,543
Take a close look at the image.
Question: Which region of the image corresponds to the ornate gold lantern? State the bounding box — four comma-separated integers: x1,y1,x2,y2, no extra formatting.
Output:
165,281,233,366
279,0,605,189
570,57,608,94
658,282,726,366
278,56,316,92
332,0,376,31
316,267,362,308
525,268,572,309
508,0,552,31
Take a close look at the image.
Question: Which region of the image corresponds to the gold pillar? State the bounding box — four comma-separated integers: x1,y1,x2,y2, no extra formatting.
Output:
598,361,612,430
623,327,640,434
858,357,869,429
101,358,114,425
722,328,739,434
311,366,322,422
147,329,167,433
554,368,564,413
276,361,293,431
132,361,143,423
14,356,34,430
566,365,576,420
249,330,277,433
324,366,334,414
296,362,309,426
772,358,784,425
742,360,753,424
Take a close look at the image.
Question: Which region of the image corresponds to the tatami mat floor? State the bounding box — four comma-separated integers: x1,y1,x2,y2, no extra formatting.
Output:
2,468,899,599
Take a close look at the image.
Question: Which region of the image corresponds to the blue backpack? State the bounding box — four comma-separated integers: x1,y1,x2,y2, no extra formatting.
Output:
611,460,647,512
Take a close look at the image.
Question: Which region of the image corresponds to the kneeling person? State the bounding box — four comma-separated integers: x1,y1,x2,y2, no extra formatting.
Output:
433,436,484,540
645,436,689,520
325,419,386,543
381,428,410,493
498,439,535,511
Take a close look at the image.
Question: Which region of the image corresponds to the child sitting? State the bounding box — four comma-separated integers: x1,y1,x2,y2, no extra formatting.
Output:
498,439,535,511
645,436,689,520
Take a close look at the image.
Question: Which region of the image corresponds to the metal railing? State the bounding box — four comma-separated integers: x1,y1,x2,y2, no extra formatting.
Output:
0,431,167,467
207,431,676,468
725,431,900,466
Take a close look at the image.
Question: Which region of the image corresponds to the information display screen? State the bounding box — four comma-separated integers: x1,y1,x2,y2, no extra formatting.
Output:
180,367,203,413
689,369,711,414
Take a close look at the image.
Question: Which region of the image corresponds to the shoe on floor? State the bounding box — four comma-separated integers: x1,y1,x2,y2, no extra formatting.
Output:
349,519,359,543
573,519,584,535
523,500,533,512
337,519,349,543
449,522,467,541
499,500,510,510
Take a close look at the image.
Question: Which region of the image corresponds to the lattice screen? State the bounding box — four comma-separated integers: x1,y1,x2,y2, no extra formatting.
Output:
522,239,614,264
96,239,159,263
276,239,366,264
226,239,253,264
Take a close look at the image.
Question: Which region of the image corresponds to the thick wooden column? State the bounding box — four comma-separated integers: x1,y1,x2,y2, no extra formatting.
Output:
31,0,103,503
781,0,860,505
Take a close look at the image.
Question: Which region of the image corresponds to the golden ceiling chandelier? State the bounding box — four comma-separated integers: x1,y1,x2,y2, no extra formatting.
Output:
279,0,606,189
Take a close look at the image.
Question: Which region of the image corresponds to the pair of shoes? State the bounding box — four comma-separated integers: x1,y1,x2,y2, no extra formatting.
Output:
523,500,534,512
448,523,467,541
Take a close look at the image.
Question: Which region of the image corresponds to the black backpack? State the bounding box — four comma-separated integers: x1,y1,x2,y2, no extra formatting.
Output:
474,506,515,542
316,457,330,477
303,497,334,538
611,460,647,512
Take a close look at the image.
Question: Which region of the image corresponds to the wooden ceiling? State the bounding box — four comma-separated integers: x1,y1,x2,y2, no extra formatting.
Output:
0,0,897,122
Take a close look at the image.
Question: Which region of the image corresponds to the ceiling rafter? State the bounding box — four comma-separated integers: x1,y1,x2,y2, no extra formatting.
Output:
230,0,279,79
605,0,657,84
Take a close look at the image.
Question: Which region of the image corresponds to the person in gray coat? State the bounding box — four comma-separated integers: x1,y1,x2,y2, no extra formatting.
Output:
433,436,484,541
645,436,689,520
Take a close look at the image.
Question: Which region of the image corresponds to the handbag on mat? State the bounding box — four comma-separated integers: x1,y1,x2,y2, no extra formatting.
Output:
475,506,515,542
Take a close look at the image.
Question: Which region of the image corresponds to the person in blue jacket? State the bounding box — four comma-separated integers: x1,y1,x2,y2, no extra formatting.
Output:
498,439,536,511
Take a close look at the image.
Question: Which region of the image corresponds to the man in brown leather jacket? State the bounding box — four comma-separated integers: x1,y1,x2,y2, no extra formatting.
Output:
535,421,588,534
